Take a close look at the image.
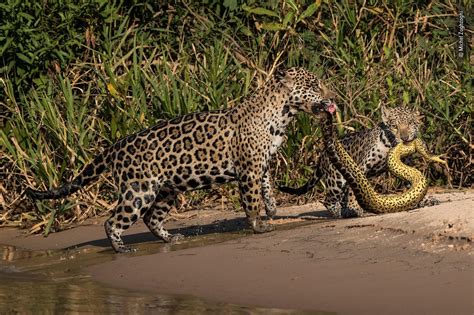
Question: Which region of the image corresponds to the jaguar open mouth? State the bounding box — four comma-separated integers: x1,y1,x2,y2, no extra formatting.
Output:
325,102,337,114
311,101,337,115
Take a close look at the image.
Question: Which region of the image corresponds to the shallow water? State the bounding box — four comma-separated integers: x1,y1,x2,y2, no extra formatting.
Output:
0,226,327,314
0,268,301,314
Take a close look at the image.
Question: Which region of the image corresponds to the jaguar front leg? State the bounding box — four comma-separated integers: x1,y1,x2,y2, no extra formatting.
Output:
239,171,275,233
414,197,441,209
340,186,365,218
323,184,345,218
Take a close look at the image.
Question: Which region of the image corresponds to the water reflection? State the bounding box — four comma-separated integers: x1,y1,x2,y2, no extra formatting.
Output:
2,269,314,313
0,233,327,314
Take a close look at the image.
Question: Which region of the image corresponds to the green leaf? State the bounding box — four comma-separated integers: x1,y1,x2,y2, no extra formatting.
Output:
285,0,298,12
318,31,332,44
223,0,238,11
260,22,286,31
16,52,32,64
18,12,34,21
386,76,393,90
43,208,56,237
242,4,279,18
1,37,13,54
402,91,410,105
110,114,118,140
0,130,16,156
298,2,321,23
283,11,295,26
239,25,253,37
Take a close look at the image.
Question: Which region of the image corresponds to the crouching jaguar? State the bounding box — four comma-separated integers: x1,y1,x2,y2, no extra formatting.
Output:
26,67,336,253
279,106,429,218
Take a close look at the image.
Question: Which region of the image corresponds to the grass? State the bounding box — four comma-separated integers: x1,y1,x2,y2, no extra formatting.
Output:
0,0,472,232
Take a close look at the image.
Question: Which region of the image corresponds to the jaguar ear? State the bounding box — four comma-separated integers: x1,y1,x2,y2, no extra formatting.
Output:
275,68,286,81
320,82,336,99
381,105,391,123
276,68,295,89
412,108,424,121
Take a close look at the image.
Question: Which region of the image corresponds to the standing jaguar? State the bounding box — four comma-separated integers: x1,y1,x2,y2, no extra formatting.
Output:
26,67,336,253
279,106,426,218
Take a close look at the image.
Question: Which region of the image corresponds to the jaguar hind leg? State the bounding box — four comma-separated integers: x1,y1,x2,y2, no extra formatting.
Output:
143,188,184,243
105,183,157,253
105,202,141,253
105,218,132,253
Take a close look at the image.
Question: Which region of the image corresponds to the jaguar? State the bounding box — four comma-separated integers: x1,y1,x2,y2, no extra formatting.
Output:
279,106,429,218
26,67,336,253
320,106,446,214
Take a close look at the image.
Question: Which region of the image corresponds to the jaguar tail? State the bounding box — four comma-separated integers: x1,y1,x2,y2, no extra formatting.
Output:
25,150,109,201
279,167,323,196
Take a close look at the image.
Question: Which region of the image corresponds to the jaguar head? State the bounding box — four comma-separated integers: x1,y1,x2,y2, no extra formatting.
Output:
277,67,337,116
381,106,424,143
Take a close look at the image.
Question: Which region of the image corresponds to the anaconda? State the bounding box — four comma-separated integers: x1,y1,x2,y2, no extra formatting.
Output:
322,109,446,213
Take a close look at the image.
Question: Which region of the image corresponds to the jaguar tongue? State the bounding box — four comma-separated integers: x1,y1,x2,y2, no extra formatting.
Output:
326,103,337,114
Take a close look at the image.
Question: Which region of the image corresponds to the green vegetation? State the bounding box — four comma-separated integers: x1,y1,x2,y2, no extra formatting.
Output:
1,0,472,231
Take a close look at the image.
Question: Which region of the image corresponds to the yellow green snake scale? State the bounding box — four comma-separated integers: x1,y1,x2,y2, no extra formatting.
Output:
322,110,446,213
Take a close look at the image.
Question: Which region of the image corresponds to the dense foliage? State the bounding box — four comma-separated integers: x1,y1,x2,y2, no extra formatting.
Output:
0,0,472,231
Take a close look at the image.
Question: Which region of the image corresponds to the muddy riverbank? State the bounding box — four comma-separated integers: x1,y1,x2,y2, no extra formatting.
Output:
1,190,473,314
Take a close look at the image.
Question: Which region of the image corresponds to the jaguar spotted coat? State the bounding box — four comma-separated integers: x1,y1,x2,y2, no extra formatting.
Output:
26,67,335,253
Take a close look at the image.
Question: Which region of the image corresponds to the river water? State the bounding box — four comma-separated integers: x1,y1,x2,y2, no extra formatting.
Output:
0,228,325,314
